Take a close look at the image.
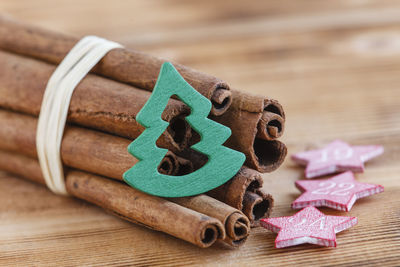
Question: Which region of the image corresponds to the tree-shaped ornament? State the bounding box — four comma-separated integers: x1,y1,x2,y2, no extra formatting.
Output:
123,62,245,197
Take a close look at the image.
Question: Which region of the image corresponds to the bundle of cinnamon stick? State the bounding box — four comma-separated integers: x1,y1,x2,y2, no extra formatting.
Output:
0,16,286,248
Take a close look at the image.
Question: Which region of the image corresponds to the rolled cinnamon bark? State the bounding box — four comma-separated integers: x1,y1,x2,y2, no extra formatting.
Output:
0,109,271,226
256,111,285,140
0,109,180,178
0,150,223,248
211,90,287,172
174,156,194,176
0,16,232,116
171,194,250,247
171,150,274,224
0,110,256,241
242,189,274,227
0,50,191,152
207,167,273,224
207,167,263,210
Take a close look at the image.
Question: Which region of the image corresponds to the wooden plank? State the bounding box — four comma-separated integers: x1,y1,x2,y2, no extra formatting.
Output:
0,0,399,266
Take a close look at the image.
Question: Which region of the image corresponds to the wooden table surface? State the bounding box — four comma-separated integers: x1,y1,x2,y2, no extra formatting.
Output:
1,1,399,266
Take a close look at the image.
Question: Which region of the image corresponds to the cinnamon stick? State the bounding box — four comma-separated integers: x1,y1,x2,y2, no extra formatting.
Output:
242,189,274,227
257,111,285,140
0,50,191,152
168,149,275,224
208,167,262,210
0,16,232,116
211,90,287,172
0,108,271,228
171,195,250,247
0,109,181,178
0,109,258,237
0,150,224,248
172,149,275,224
207,167,273,224
0,25,287,171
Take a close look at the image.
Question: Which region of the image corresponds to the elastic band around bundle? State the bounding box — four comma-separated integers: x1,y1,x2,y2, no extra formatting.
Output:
36,36,122,195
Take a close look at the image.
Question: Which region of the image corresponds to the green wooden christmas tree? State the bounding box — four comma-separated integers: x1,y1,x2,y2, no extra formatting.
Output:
123,62,245,197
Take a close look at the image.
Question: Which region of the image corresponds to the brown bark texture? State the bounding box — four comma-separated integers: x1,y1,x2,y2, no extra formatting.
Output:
208,167,274,225
211,89,287,173
242,189,274,227
0,16,232,116
171,194,250,247
0,109,273,225
0,109,180,178
0,150,224,248
0,50,191,152
0,16,288,172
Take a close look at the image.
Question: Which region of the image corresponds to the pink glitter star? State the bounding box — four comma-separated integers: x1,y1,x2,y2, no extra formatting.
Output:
292,171,384,211
291,140,384,178
261,206,357,248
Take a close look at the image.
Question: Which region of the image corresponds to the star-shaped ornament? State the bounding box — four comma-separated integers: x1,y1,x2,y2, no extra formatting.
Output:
261,206,357,248
292,171,384,211
292,140,383,178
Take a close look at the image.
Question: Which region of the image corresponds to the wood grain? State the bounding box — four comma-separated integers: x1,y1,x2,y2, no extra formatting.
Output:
0,0,399,266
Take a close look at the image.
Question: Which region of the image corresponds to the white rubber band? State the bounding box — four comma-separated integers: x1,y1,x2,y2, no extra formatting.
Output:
36,36,122,195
